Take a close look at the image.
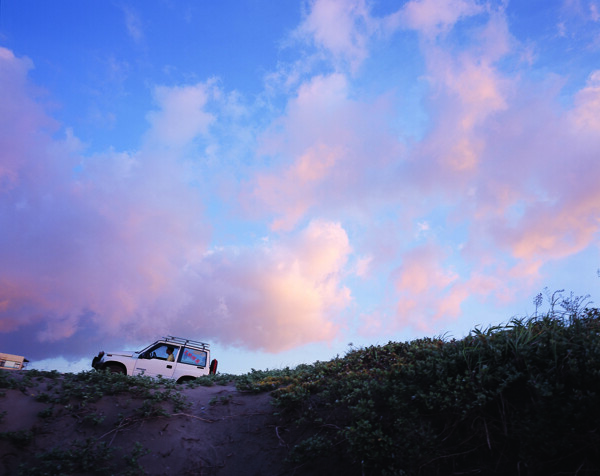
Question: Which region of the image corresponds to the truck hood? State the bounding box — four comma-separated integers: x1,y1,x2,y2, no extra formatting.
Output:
105,351,136,358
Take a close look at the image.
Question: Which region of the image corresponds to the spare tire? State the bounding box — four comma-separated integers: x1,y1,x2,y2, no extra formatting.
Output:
209,359,218,375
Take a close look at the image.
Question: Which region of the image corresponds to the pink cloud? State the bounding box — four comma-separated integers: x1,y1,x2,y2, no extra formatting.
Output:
146,82,216,147
297,0,372,69
244,73,402,230
392,244,459,330
0,51,211,344
570,70,600,132
175,220,353,352
388,243,515,335
251,143,344,231
257,3,600,339
393,6,595,302
357,310,387,337
395,245,458,295
0,48,59,192
0,50,355,354
402,0,483,38
407,15,512,190
460,70,600,282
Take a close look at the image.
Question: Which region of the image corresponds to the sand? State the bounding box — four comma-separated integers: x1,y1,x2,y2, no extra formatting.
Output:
0,372,308,476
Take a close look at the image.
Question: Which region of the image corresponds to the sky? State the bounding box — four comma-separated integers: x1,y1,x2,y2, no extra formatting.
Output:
0,0,599,375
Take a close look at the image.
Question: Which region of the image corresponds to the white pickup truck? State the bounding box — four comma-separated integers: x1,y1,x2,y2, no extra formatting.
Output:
91,336,217,383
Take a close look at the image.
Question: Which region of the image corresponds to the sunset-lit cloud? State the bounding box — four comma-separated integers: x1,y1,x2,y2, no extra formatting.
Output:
402,0,483,38
245,72,402,230
296,0,374,69
0,44,352,353
178,219,352,351
146,83,216,147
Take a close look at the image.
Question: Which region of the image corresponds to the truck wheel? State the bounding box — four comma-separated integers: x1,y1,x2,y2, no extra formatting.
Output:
177,376,196,384
105,364,125,374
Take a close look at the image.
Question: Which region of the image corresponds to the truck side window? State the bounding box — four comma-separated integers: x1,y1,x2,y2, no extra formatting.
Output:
181,347,207,367
149,344,179,361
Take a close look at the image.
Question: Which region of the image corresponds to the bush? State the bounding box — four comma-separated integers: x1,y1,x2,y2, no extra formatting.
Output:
267,309,600,475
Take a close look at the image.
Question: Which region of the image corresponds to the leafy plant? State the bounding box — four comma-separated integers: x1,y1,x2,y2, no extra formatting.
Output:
0,430,33,448
37,407,53,419
260,308,600,475
19,439,114,476
122,442,150,476
209,394,233,406
0,371,20,389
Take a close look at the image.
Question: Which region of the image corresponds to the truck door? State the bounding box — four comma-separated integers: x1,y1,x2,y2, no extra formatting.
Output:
133,344,179,378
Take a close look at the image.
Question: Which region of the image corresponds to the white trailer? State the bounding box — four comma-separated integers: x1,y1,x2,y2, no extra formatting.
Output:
0,352,29,371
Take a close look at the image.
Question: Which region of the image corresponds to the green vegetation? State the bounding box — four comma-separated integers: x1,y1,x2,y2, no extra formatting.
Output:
209,394,233,406
5,369,190,413
236,306,600,475
19,439,115,476
0,430,33,448
18,438,148,476
191,372,238,387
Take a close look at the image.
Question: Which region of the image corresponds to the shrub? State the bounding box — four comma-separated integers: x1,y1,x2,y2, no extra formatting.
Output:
270,309,600,475
19,439,114,475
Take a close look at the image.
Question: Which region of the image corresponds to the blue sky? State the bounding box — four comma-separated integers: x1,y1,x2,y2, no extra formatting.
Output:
1,0,599,374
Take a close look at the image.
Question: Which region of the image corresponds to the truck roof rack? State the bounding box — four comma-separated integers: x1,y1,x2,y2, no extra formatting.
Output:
163,336,210,350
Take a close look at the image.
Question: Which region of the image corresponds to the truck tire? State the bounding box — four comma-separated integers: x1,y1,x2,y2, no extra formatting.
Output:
105,363,125,374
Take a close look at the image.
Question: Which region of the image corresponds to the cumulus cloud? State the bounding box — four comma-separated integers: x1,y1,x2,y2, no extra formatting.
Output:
393,244,458,329
367,2,600,329
0,48,58,191
0,51,211,345
570,70,600,132
296,0,373,69
244,72,402,230
294,0,409,71
0,48,354,356
451,66,600,284
146,82,217,147
245,1,600,338
175,220,353,352
402,0,483,38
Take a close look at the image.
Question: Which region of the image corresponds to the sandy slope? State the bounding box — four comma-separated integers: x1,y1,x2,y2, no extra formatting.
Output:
0,373,302,476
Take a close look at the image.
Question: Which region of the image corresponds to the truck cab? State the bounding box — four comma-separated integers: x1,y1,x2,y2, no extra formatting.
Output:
92,336,217,383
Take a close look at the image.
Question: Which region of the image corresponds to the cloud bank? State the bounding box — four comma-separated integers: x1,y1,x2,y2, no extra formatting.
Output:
0,46,352,355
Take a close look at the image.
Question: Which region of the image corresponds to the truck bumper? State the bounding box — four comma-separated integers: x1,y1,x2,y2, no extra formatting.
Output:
91,351,105,370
